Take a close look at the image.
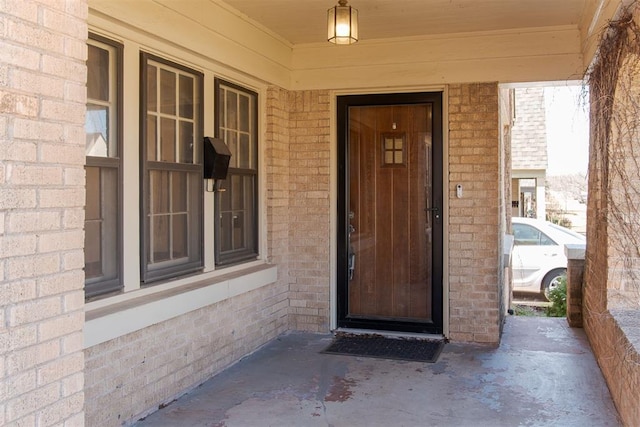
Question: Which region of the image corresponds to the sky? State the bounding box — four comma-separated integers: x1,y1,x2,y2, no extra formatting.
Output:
544,85,590,176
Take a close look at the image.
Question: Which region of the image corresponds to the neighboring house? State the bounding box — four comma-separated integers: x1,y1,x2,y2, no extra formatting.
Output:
511,87,548,219
1,1,638,426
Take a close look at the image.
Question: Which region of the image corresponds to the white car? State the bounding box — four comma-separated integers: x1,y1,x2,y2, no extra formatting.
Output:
511,217,586,299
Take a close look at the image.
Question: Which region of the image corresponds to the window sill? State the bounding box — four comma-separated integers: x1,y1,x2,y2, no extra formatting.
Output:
84,262,278,348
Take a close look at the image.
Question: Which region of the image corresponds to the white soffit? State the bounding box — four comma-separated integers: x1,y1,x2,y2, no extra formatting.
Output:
219,0,587,45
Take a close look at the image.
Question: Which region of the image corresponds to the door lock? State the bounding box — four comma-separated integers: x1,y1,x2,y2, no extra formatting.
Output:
426,206,440,219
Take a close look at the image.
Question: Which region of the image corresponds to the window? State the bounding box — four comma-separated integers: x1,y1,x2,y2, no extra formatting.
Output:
513,223,555,246
141,53,204,282
85,35,123,298
214,79,259,265
381,132,406,166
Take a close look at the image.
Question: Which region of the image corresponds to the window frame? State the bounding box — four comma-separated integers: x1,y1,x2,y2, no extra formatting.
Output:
214,78,259,266
85,33,124,299
140,52,205,283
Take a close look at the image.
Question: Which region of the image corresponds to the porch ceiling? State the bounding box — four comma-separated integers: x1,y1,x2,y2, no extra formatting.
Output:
220,0,589,45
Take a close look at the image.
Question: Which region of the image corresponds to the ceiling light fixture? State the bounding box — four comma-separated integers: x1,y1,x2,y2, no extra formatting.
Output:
327,0,358,45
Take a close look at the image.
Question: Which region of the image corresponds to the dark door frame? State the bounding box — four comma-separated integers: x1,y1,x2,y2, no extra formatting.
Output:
336,91,444,334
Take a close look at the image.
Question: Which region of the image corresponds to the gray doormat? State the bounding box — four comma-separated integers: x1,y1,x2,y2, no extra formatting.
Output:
322,333,444,363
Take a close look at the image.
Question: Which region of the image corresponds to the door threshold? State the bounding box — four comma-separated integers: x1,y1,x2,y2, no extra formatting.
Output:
334,327,445,341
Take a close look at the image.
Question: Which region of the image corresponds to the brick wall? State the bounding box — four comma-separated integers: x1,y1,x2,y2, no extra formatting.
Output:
84,283,288,425
266,87,291,285
566,257,584,327
0,1,88,425
287,90,332,332
511,87,548,170
583,29,640,426
448,83,502,344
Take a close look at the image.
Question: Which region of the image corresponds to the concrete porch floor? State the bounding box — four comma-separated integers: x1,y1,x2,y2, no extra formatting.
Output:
135,317,621,427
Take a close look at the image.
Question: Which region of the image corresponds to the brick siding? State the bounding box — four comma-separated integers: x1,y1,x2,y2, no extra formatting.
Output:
286,90,332,332
266,86,291,286
448,83,502,344
511,87,548,170
84,283,288,426
0,1,88,425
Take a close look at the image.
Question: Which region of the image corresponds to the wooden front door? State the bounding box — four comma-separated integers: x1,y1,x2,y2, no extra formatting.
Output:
337,92,443,334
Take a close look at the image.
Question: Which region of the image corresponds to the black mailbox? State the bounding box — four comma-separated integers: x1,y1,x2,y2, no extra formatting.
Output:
203,137,231,180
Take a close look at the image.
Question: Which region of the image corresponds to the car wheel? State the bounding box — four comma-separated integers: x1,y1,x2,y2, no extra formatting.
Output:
542,268,566,301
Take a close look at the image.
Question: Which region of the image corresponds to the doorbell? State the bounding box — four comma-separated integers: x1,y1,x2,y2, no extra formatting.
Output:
456,184,463,198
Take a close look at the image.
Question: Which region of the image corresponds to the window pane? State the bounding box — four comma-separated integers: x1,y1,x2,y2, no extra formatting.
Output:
160,68,176,115
160,117,176,162
84,165,118,282
85,105,109,156
87,44,109,101
385,137,393,150
226,91,238,129
226,130,237,168
85,221,102,278
239,133,250,169
220,212,233,252
239,94,250,132
147,64,157,112
219,179,231,211
233,212,245,250
85,166,102,279
179,75,194,119
218,87,226,131
172,171,187,212
231,174,244,210
147,115,157,161
85,167,101,220
385,152,394,164
150,170,170,214
172,214,187,259
152,215,170,263
179,121,194,164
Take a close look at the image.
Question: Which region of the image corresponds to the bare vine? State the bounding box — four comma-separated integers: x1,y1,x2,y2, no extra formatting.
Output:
587,4,640,308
